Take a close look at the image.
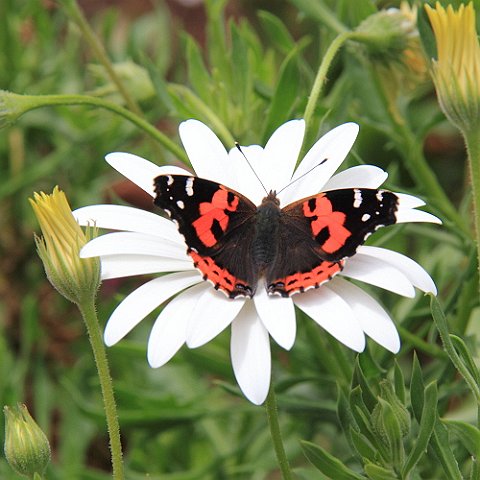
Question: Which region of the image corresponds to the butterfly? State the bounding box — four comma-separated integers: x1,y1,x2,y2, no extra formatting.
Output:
153,173,399,299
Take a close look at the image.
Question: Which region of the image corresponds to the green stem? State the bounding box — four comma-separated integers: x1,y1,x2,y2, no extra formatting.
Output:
61,0,142,117
78,299,124,480
463,129,480,293
300,31,354,160
14,93,188,163
265,386,293,480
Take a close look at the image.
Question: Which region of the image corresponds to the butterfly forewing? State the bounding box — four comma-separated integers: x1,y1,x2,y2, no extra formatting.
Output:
281,188,399,261
154,175,258,297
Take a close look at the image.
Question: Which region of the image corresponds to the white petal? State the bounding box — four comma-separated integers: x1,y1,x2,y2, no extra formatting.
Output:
395,193,425,208
73,204,181,242
227,145,267,204
186,289,245,348
342,255,415,297
357,246,437,294
104,271,202,346
323,165,388,190
99,255,193,280
105,152,191,197
294,287,365,352
328,278,400,353
148,283,209,368
231,301,271,405
179,120,231,185
261,119,305,193
395,208,442,224
253,287,296,350
280,123,359,205
81,232,188,260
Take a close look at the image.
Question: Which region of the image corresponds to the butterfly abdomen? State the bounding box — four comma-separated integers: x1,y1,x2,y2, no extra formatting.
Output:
252,195,282,271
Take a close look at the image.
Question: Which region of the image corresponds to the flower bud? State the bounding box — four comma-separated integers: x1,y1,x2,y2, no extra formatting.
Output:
30,187,100,305
425,2,480,132
371,380,411,444
4,404,51,478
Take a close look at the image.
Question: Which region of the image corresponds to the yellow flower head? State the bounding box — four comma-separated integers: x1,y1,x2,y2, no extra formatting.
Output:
425,2,480,131
30,187,100,304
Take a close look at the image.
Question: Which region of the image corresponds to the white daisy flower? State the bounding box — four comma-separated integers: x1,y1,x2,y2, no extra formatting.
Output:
74,119,441,405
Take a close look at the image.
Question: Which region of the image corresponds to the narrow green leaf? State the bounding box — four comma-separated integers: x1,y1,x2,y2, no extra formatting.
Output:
262,46,302,142
402,381,438,477
430,420,464,480
301,440,367,480
393,360,405,404
450,335,480,384
364,464,397,480
352,358,377,412
379,399,404,468
257,10,295,54
230,21,250,109
444,420,480,458
350,427,377,463
185,35,212,103
410,352,425,423
418,4,437,61
431,295,480,403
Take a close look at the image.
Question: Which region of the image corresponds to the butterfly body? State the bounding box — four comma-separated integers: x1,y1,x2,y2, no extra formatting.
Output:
154,175,399,299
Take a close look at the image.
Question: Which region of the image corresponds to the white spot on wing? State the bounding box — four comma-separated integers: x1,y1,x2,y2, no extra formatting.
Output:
176,200,185,209
167,175,174,186
186,177,194,197
362,213,371,222
353,189,362,208
376,191,384,202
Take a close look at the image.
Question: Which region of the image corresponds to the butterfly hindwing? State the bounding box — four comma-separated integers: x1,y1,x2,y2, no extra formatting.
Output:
154,175,258,297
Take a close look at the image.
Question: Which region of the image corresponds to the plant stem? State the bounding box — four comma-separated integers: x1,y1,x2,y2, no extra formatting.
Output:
17,93,188,163
61,0,142,117
463,129,480,293
78,298,124,480
300,31,353,160
265,386,293,480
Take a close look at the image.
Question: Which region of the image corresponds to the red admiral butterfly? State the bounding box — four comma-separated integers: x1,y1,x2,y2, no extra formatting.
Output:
154,174,399,298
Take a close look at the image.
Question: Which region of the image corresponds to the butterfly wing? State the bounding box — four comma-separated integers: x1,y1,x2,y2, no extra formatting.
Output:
267,188,399,296
154,175,259,298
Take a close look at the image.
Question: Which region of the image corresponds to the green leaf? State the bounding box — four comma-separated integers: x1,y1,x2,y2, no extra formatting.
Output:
257,10,296,54
352,358,377,412
418,4,437,62
337,0,376,28
444,420,480,458
262,45,302,142
393,360,405,405
230,21,250,109
350,427,377,463
430,420,464,480
301,440,367,480
410,352,425,423
378,399,404,468
185,35,212,103
364,464,397,480
450,335,480,385
402,381,438,477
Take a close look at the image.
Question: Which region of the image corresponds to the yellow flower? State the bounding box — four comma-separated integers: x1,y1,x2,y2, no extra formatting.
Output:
30,187,100,304
425,2,480,131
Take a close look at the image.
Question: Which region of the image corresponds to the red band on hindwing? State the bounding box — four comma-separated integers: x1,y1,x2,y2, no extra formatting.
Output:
192,186,239,247
303,195,351,254
269,260,344,296
189,249,251,297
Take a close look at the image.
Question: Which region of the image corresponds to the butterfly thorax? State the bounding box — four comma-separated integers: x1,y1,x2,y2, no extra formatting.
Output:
252,192,281,272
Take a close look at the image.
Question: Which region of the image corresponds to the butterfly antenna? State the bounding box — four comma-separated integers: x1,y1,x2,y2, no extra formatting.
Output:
235,142,268,194
276,158,328,195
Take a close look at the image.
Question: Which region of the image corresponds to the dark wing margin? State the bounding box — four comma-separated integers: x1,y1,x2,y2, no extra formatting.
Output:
154,174,258,298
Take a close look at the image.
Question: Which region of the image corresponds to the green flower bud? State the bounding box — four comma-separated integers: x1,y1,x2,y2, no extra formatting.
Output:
30,187,100,305
4,404,51,478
